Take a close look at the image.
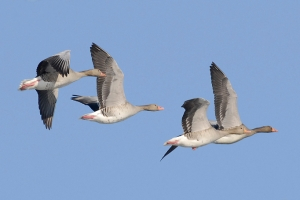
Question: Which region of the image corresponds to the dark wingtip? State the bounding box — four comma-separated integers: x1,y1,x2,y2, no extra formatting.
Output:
71,94,81,101
90,42,110,57
90,42,101,52
210,61,226,77
210,61,219,70
210,62,225,75
160,145,178,161
43,118,52,130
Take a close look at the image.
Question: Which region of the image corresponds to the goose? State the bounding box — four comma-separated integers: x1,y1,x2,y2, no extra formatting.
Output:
210,62,277,144
18,50,105,129
78,43,164,124
160,98,248,161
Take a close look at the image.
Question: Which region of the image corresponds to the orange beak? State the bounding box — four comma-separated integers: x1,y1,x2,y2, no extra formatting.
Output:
158,106,164,111
272,128,278,132
244,129,252,134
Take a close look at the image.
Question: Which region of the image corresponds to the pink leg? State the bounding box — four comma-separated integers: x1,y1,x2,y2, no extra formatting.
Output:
192,147,197,150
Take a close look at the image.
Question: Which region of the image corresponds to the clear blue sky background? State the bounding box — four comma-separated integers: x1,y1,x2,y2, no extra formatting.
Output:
1,1,299,199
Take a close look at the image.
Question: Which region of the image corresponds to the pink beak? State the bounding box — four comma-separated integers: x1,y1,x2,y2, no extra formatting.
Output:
158,106,164,110
244,129,252,134
272,128,278,132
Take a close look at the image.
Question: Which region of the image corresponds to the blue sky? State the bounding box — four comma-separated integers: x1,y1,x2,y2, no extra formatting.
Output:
1,1,299,199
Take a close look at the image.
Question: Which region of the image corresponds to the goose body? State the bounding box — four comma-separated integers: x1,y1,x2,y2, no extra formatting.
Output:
81,102,142,124
161,98,240,161
19,49,105,129
77,43,164,124
210,62,277,143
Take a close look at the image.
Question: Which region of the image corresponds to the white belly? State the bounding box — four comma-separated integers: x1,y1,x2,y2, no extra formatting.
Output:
35,79,56,90
35,76,74,90
85,105,139,124
95,115,128,124
179,129,226,147
36,73,79,90
214,134,247,144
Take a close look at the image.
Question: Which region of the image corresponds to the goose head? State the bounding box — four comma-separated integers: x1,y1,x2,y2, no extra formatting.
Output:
81,69,106,77
140,104,164,111
252,126,278,133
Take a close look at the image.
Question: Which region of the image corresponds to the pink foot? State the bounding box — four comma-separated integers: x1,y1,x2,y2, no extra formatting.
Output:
81,115,95,120
192,147,197,150
166,140,179,145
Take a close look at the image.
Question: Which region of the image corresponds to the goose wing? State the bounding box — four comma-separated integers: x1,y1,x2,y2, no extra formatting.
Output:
90,43,126,109
71,95,99,112
36,89,58,130
210,62,242,129
181,98,211,134
36,50,71,82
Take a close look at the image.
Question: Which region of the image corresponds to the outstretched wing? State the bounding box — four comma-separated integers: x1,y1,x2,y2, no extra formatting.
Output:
36,50,70,81
71,95,99,112
181,98,211,133
210,62,242,129
160,145,178,161
90,43,126,108
36,89,58,130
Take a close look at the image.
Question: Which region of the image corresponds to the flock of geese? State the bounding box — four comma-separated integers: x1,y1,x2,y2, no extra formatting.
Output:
19,43,277,161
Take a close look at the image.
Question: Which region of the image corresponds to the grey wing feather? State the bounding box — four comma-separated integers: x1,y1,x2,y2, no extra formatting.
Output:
71,95,99,112
36,50,70,81
181,98,212,133
36,89,58,130
210,62,242,129
90,43,126,108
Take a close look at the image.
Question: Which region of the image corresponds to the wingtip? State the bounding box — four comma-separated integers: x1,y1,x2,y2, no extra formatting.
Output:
44,123,52,130
71,94,81,100
209,62,226,76
210,61,219,69
160,145,178,161
91,42,100,50
43,118,53,130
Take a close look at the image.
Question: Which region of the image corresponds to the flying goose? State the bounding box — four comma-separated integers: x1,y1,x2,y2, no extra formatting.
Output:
210,62,277,144
160,98,247,161
19,50,105,129
78,43,164,124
